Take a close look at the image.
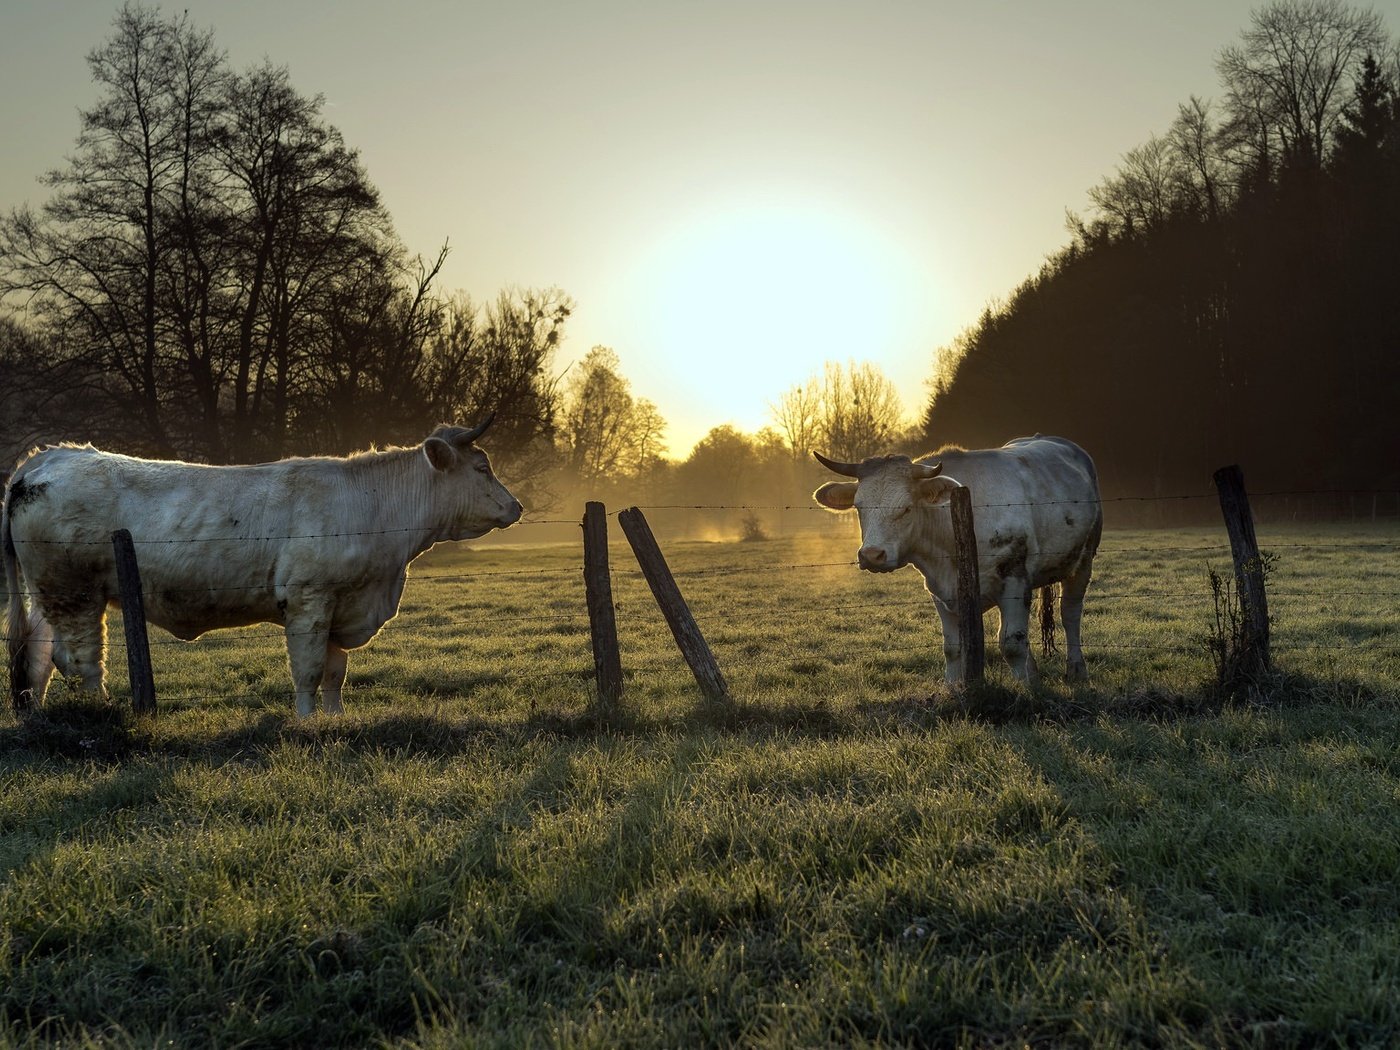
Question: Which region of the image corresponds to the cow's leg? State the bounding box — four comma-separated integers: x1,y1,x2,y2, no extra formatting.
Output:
933,595,963,684
284,606,331,718
1061,562,1093,683
46,603,108,699
11,605,57,708
320,643,348,715
996,580,1039,685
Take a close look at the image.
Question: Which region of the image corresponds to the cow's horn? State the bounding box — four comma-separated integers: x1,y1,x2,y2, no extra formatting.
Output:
812,451,862,477
911,461,944,479
458,412,496,445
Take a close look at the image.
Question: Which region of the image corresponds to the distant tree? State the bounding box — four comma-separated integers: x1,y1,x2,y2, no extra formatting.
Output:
556,346,667,484
671,424,794,523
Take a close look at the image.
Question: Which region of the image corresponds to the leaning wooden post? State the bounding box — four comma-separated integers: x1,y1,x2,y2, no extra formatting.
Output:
1212,465,1271,673
111,529,157,715
949,486,986,684
581,501,624,707
617,507,730,704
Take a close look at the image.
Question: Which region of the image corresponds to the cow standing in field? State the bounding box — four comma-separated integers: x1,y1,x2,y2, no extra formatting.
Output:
813,436,1102,684
3,419,522,717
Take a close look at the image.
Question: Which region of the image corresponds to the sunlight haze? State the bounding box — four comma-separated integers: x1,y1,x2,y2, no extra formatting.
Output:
1,0,1289,453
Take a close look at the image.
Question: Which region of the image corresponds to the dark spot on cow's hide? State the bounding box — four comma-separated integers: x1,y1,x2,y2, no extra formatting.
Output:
1064,514,1075,527
277,599,288,614
995,536,1029,580
229,518,239,528
8,476,47,510
988,531,1014,548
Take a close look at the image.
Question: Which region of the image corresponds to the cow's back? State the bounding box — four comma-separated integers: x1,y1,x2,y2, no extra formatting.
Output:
8,446,307,636
932,436,1101,591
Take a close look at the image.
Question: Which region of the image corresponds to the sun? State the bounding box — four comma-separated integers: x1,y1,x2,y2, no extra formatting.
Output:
627,196,921,447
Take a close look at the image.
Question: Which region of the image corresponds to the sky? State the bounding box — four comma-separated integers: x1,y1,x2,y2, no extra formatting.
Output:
4,0,1386,455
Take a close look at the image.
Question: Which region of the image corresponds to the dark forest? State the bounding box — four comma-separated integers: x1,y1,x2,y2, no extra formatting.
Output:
924,5,1399,509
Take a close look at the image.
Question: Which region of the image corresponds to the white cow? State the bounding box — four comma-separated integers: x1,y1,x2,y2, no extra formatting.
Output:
813,436,1101,684
3,419,521,716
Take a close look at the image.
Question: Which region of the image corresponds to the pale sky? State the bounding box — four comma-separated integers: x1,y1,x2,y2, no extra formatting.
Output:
5,0,1383,454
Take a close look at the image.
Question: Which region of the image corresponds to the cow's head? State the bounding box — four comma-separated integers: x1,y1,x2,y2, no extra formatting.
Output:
812,452,960,572
422,415,524,539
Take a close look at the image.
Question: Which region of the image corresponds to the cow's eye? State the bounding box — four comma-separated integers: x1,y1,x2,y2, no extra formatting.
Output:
474,462,490,474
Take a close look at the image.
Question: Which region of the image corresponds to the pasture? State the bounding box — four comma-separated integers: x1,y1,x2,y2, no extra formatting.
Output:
2,521,1398,1048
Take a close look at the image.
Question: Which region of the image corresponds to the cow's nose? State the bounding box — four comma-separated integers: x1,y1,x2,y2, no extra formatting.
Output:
506,499,524,524
858,546,887,570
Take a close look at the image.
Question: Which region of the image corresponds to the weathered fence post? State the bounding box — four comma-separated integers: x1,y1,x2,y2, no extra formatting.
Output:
581,501,624,707
1212,465,1271,673
949,486,985,684
111,529,157,715
617,507,730,704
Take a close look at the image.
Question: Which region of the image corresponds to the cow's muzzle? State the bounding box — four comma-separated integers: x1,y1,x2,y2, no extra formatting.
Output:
858,545,897,572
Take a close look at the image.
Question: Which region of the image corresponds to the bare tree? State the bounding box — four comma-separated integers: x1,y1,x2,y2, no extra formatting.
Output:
0,5,412,462
1169,96,1228,221
1217,0,1386,171
1089,134,1184,236
772,360,906,461
769,374,822,459
0,5,218,455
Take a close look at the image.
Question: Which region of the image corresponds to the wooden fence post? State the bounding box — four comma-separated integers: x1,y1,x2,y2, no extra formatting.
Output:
111,529,157,715
949,486,985,684
617,507,730,704
581,501,624,707
1212,465,1271,673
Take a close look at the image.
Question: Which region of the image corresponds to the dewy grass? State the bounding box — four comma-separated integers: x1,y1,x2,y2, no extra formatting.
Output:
1,524,1397,1047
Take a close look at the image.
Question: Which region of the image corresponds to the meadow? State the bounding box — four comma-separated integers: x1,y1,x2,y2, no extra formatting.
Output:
1,517,1398,1048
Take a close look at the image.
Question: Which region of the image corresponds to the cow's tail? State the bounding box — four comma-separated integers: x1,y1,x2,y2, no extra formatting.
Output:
3,483,37,709
1038,584,1059,658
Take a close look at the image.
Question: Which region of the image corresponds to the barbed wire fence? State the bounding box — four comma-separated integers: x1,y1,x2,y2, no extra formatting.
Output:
4,472,1399,714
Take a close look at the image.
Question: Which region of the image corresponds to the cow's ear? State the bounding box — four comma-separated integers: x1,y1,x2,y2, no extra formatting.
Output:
423,437,457,472
814,481,857,511
914,475,960,505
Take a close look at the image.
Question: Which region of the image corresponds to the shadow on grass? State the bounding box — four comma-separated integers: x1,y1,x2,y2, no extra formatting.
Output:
2,669,1389,767
0,697,154,762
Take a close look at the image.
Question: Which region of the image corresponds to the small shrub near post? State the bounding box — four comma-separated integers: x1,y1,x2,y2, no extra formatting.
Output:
1212,465,1271,684
949,486,985,684
111,529,156,715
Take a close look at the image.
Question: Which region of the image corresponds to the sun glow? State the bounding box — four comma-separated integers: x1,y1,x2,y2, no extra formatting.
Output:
627,197,926,450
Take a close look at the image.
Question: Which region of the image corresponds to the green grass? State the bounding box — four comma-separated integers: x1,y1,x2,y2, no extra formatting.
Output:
2,524,1397,1047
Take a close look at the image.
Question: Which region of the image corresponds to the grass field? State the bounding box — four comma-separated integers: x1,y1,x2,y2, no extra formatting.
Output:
2,522,1398,1047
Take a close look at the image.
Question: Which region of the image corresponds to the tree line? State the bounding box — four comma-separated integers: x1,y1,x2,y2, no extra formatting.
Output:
924,0,1400,507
